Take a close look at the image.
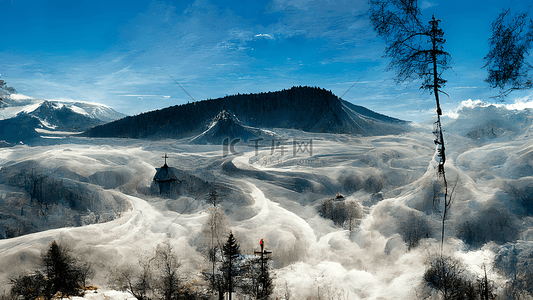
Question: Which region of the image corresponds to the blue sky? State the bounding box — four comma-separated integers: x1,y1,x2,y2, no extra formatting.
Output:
1,0,532,122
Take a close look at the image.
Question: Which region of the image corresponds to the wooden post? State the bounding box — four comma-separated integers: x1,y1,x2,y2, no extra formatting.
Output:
254,239,272,298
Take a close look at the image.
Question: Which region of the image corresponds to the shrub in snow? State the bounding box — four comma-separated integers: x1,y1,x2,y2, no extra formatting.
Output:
423,255,495,300
364,175,384,194
110,243,205,300
9,271,47,300
397,210,434,251
337,174,363,193
455,204,519,247
494,242,533,299
504,179,533,216
317,199,363,230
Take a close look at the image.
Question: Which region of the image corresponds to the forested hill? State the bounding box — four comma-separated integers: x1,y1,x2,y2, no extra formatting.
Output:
83,86,409,140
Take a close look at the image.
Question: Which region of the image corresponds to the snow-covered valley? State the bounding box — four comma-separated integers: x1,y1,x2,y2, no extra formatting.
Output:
2,99,533,298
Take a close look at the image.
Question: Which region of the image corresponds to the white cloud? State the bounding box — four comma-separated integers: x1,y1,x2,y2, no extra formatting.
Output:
420,0,437,10
255,33,274,39
449,96,533,116
7,93,34,100
443,96,533,126
505,96,533,110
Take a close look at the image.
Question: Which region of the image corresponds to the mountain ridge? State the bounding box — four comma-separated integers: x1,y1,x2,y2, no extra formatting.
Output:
84,86,409,141
0,96,126,143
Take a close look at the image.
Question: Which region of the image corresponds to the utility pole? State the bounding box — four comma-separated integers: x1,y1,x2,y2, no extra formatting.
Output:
254,239,272,299
254,239,271,276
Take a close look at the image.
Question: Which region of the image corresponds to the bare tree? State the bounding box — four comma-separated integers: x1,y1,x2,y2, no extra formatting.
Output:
344,200,363,231
423,255,469,300
153,243,181,300
112,262,153,300
201,207,229,299
424,254,498,300
78,261,94,293
368,0,452,251
484,8,533,98
495,244,533,299
397,210,434,251
110,243,201,300
317,199,345,226
317,199,363,230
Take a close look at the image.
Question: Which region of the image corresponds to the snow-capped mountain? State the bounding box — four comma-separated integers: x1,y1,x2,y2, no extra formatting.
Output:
0,93,125,123
0,93,126,143
65,101,126,123
190,110,278,144
25,100,104,131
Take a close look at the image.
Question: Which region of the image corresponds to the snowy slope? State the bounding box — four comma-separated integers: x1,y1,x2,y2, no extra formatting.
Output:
0,101,532,298
67,101,126,123
190,110,278,144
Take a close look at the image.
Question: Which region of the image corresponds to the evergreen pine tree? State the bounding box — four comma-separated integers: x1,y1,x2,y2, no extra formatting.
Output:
10,241,86,300
42,241,84,299
222,232,241,300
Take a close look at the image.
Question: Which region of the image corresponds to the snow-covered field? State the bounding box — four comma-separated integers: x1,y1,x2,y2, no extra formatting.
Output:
1,102,533,299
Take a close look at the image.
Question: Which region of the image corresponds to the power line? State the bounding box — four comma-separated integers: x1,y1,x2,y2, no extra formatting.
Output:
340,72,366,99
164,70,196,102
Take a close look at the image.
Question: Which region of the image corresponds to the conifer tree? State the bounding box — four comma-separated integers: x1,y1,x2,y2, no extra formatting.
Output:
42,241,84,299
10,240,86,300
222,232,241,300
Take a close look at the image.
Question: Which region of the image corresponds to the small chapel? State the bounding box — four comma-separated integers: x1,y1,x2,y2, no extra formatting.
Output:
153,154,178,194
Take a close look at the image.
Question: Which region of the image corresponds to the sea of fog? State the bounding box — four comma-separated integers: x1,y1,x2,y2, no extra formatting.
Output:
1,101,533,299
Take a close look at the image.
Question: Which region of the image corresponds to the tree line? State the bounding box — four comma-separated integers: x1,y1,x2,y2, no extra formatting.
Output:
84,86,361,140
6,189,273,300
6,234,273,300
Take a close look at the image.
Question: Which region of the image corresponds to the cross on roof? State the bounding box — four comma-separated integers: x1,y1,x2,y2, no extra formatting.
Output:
162,153,169,166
